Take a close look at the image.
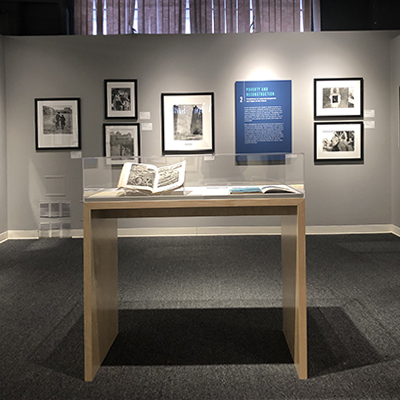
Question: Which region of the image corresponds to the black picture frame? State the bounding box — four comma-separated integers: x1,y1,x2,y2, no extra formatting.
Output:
35,98,81,150
103,123,140,164
314,121,364,164
161,92,215,155
314,78,364,119
104,79,138,119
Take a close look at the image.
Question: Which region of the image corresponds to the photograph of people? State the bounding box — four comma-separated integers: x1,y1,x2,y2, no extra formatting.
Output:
322,130,355,152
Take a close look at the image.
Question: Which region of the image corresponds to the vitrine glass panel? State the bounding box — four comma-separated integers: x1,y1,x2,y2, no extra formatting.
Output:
83,153,304,202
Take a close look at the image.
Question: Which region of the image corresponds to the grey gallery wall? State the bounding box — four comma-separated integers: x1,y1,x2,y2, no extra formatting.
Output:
391,34,400,228
0,36,7,235
2,30,400,234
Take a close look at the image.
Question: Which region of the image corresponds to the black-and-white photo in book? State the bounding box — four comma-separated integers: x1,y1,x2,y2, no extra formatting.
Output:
117,161,186,194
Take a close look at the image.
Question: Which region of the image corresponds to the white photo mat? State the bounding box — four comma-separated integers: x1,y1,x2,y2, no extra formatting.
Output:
35,98,80,150
162,93,214,154
314,122,363,162
105,80,137,119
103,123,140,164
314,78,363,118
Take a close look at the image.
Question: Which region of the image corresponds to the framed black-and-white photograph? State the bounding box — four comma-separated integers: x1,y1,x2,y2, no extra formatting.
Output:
161,92,214,154
35,98,81,150
103,123,140,164
314,78,363,118
314,122,364,164
105,79,137,119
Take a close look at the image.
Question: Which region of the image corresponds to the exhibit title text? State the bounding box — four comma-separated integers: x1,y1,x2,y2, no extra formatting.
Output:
246,87,275,97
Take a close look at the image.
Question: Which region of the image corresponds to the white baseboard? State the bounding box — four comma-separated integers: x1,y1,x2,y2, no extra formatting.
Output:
7,230,39,240
306,224,394,235
0,231,8,243
195,226,281,235
71,229,83,238
392,224,400,237
118,227,197,237
83,224,398,237
4,224,400,241
71,226,281,238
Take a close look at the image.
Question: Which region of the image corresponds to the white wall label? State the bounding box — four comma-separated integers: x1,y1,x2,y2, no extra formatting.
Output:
70,151,82,159
364,121,375,129
364,109,375,118
142,123,153,131
140,111,151,119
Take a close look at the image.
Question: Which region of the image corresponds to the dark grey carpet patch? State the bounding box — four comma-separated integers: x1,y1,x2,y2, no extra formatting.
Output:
1,234,400,399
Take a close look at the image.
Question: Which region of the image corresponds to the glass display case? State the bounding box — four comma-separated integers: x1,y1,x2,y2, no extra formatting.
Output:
82,152,308,381
83,153,305,202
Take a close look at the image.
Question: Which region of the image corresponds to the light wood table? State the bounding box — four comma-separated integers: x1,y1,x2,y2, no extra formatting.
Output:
83,196,307,381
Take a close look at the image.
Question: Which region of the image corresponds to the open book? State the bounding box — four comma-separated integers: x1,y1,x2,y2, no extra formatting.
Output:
229,184,302,195
117,161,186,194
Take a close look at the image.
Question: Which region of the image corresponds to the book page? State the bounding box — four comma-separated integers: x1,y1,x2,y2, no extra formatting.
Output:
117,162,157,192
260,184,300,194
153,161,186,193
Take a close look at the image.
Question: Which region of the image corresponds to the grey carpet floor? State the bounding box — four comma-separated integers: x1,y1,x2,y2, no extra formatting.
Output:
0,234,400,399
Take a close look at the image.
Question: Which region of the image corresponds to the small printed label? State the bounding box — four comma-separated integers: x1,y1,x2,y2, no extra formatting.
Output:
364,121,375,129
142,123,153,131
364,109,375,118
70,151,82,159
140,111,151,119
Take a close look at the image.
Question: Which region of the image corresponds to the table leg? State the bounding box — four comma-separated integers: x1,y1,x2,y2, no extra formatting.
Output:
84,209,118,381
281,201,307,379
